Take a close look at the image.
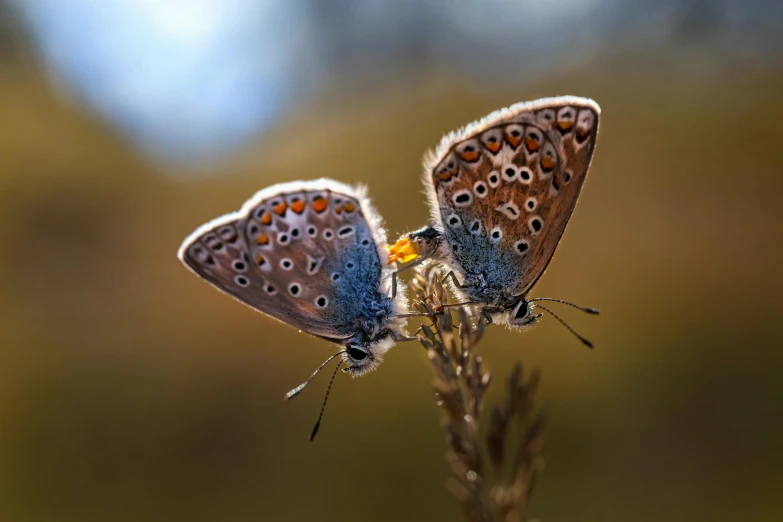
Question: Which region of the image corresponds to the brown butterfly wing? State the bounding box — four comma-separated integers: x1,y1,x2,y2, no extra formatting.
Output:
178,179,393,342
425,97,600,298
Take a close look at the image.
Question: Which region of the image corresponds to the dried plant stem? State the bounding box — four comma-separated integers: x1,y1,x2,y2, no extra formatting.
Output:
407,266,547,522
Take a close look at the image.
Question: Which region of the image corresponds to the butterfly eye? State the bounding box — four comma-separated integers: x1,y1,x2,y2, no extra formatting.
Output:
514,302,529,319
347,347,368,361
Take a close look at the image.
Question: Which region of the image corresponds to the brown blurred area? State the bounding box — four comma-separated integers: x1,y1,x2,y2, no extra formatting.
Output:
1,3,783,522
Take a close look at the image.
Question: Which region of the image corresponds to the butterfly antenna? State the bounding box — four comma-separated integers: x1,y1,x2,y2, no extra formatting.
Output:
529,297,600,315
535,304,594,349
308,359,342,442
284,350,345,401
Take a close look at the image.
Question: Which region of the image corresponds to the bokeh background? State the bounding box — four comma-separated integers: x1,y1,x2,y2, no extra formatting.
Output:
2,1,782,521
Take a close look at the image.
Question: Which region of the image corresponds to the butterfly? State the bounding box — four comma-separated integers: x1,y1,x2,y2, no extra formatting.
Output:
178,179,413,438
388,96,601,345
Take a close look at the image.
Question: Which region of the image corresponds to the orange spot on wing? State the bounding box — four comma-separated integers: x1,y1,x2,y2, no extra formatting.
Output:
525,138,540,152
557,121,574,131
460,151,479,161
259,212,272,225
438,160,460,181
256,233,270,246
255,254,266,266
291,200,306,214
575,129,590,144
485,142,501,153
335,206,343,214
273,202,287,216
343,202,355,213
541,157,556,170
506,135,522,147
312,197,328,213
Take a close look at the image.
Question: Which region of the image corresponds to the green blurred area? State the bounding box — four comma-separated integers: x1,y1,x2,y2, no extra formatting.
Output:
2,45,783,522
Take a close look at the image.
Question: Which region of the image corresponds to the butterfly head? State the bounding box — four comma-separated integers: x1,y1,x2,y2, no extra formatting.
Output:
341,329,395,377
497,298,541,330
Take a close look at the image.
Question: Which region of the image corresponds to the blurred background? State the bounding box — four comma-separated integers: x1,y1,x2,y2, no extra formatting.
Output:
1,1,782,521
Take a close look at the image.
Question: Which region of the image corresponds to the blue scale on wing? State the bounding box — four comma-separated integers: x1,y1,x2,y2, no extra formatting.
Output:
441,205,522,295
320,223,392,336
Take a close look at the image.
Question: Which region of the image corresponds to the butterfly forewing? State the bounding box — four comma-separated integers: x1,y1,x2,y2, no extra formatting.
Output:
178,179,391,341
425,96,600,297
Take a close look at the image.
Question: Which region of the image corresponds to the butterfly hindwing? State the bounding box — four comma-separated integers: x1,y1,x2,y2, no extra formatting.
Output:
425,96,600,297
178,179,393,342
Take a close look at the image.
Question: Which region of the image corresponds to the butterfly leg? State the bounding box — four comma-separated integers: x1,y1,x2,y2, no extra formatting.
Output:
390,329,419,343
391,255,431,298
480,308,494,325
394,312,431,318
440,270,468,290
431,301,480,314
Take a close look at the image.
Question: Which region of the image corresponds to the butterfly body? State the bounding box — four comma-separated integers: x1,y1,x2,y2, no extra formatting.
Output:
396,96,600,329
178,179,406,374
